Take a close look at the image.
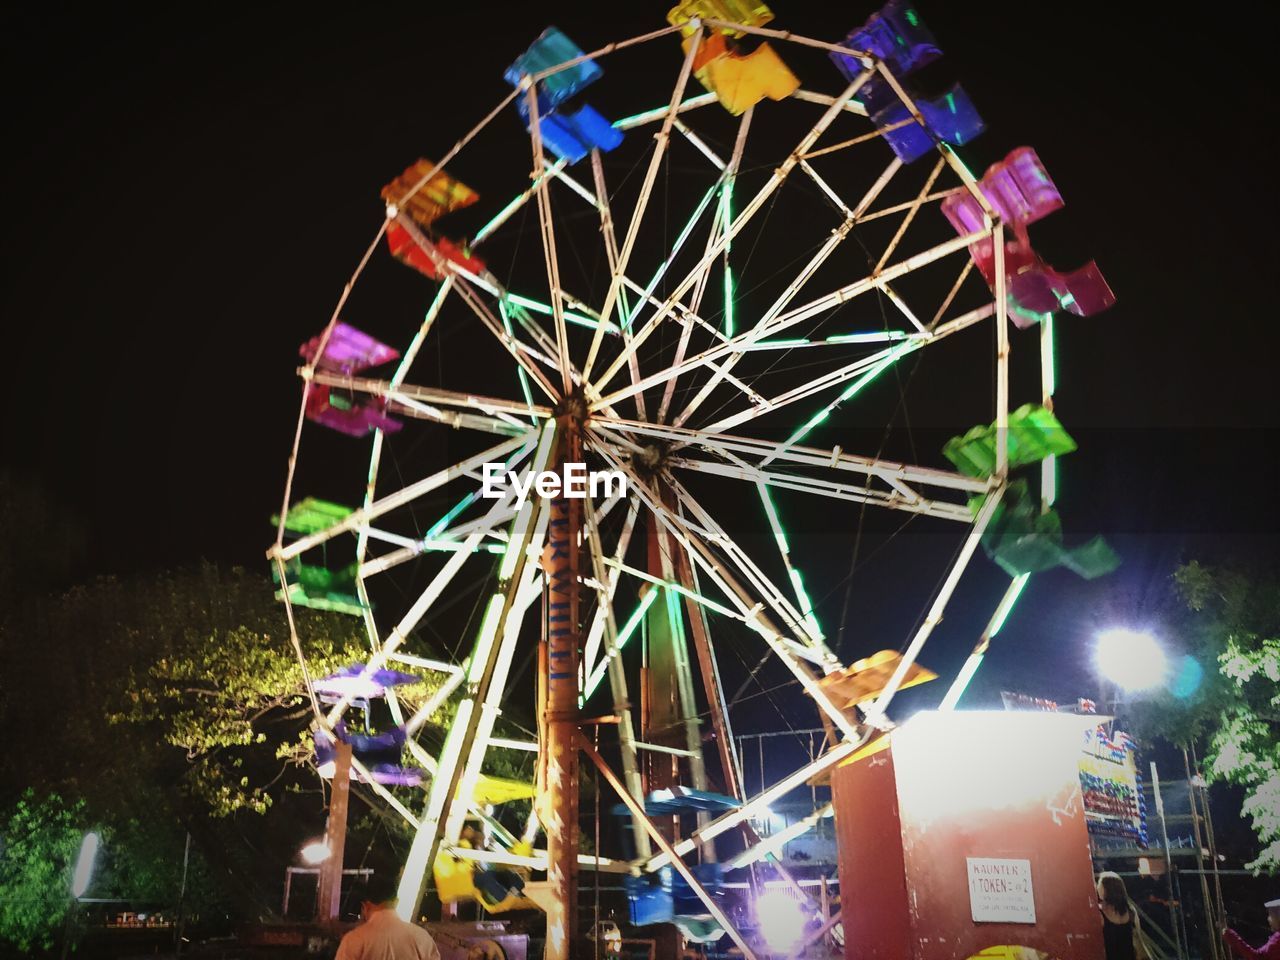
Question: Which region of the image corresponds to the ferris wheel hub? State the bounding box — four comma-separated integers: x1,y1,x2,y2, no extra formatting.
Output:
553,390,589,425
632,442,670,479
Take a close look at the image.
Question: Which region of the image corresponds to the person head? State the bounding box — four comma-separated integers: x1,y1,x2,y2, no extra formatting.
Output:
1266,898,1280,932
354,874,400,921
1097,872,1130,914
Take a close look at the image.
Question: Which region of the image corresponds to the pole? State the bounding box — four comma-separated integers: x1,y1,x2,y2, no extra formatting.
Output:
1151,763,1184,960
543,413,582,960
58,899,77,960
1191,743,1228,930
316,739,352,927
1184,747,1220,960
175,830,191,955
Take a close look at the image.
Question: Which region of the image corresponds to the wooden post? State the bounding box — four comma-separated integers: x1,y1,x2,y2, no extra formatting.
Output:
316,739,352,926
543,417,582,960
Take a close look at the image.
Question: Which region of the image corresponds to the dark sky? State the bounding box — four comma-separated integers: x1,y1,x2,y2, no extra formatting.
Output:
3,2,1277,711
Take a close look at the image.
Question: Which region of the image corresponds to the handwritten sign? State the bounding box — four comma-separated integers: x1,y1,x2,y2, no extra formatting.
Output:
966,857,1036,923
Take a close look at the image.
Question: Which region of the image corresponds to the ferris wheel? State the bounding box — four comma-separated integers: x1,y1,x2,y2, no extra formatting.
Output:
268,2,1116,956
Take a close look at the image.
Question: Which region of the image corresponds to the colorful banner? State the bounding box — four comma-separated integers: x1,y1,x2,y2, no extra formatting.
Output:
999,690,1147,847
1080,726,1147,846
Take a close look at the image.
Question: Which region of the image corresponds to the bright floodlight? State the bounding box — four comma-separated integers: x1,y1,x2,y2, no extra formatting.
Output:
300,840,330,865
1094,628,1168,691
71,832,100,898
756,889,807,954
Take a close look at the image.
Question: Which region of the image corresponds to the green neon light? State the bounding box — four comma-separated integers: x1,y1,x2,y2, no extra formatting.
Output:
497,528,525,581
428,437,537,541
624,182,722,330
614,105,668,127
427,496,476,540
758,485,789,554
419,539,506,555
783,342,915,450
498,422,557,581
473,194,528,246
505,292,617,334
796,408,831,436
988,573,1030,638
665,581,736,618
1042,312,1056,399
583,588,659,701
723,264,735,338
788,568,824,640
664,584,684,641
825,331,911,344
613,95,711,130
722,179,734,338
615,589,657,654
1042,455,1058,508
499,300,537,424
755,338,810,348
941,652,984,711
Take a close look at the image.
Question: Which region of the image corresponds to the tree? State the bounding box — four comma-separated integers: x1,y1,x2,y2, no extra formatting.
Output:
1134,562,1280,872
102,564,373,816
0,791,83,953
0,561,453,920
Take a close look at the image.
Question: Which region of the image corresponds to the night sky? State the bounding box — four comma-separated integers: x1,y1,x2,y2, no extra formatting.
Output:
3,2,1277,717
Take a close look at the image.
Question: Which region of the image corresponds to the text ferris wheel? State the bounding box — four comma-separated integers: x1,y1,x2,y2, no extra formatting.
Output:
268,1,1115,956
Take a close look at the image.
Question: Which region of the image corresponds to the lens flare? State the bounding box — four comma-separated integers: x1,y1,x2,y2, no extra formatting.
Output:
71,832,100,898
1094,628,1168,692
300,840,330,865
756,889,807,954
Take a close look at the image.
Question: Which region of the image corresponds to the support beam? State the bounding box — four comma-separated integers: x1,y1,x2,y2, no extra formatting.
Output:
526,84,572,394
590,71,873,400
395,422,558,922
315,740,351,927
583,28,703,378
641,739,860,872
862,483,1006,728
540,416,584,960
580,736,759,960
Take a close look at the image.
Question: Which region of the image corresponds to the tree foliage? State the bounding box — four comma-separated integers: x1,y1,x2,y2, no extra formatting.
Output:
4,563,371,816
0,561,450,923
0,791,83,953
102,566,372,815
1135,562,1280,872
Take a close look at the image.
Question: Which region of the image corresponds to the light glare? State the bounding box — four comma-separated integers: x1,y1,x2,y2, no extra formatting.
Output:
756,890,807,953
71,832,100,898
300,841,330,865
1095,628,1168,691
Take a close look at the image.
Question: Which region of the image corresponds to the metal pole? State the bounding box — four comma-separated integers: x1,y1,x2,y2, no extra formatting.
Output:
1151,762,1184,960
1191,743,1228,935
543,415,583,960
58,899,77,960
1184,747,1220,960
175,830,191,954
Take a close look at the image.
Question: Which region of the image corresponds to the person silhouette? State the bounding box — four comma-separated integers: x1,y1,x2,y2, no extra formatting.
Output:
1097,872,1146,960
335,875,440,960
1223,899,1280,960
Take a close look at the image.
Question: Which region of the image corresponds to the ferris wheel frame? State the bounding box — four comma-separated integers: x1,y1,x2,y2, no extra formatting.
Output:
266,12,1068,957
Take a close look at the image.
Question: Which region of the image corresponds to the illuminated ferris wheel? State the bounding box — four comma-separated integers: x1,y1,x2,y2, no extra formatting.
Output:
268,1,1115,956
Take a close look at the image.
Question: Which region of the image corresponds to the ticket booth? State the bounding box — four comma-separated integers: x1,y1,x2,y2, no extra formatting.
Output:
831,711,1104,960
